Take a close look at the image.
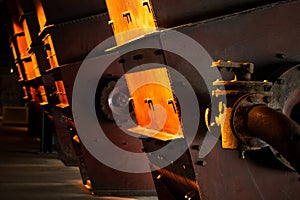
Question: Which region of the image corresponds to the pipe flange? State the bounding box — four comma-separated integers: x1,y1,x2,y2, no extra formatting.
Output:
232,93,270,149
269,64,300,125
268,64,300,170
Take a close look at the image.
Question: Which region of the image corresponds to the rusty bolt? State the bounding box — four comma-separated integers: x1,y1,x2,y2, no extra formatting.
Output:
196,160,207,166
264,85,272,91
247,96,255,103
118,58,125,63
133,54,143,60
154,49,164,55
275,53,286,59
277,79,285,85
191,145,200,150
239,150,246,159
263,96,271,104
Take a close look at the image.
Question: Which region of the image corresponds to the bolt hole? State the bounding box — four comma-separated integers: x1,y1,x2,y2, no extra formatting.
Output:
154,49,164,55
276,79,285,85
275,53,286,59
118,59,125,64
196,160,207,166
276,153,282,158
291,103,300,125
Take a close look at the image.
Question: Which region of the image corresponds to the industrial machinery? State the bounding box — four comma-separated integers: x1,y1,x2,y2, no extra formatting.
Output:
2,0,300,199
100,0,300,199
3,0,156,195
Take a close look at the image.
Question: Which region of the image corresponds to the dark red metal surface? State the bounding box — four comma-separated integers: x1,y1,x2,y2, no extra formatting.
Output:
175,0,300,80
55,62,82,105
80,118,156,195
105,0,282,45
151,0,281,28
40,13,115,69
3,0,300,199
142,138,201,200
33,0,107,29
191,139,299,200
163,2,300,199
50,107,77,165
28,45,50,74
43,51,156,194
108,1,300,199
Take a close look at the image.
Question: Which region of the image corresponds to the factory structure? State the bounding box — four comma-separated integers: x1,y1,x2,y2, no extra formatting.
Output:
0,0,299,199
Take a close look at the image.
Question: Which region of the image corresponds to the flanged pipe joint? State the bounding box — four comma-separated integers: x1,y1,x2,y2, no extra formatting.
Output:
208,61,300,174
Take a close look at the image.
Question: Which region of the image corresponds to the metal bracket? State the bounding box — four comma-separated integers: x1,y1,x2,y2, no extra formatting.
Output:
122,11,132,23
144,98,154,110
167,99,177,113
142,0,151,13
211,60,254,81
108,20,114,30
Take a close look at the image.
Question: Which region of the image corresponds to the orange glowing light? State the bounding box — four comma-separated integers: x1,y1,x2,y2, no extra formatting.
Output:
125,68,183,141
105,0,157,45
54,80,69,108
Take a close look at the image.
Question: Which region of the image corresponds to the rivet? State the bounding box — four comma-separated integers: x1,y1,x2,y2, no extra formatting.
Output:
154,49,164,55
133,54,143,60
191,145,200,150
275,53,286,59
277,79,285,85
156,174,162,180
118,58,125,63
239,150,246,159
247,96,255,103
263,96,271,104
196,160,207,166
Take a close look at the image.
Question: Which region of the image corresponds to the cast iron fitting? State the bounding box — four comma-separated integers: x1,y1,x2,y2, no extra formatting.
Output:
213,81,272,96
247,105,300,174
211,60,254,81
232,93,271,149
269,64,300,125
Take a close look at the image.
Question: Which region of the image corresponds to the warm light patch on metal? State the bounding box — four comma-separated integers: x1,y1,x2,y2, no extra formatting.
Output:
105,0,157,45
29,86,48,105
215,102,238,149
43,34,59,69
55,80,69,108
125,68,183,141
38,86,49,105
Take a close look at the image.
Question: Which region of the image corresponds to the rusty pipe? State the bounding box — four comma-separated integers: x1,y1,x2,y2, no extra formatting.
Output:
247,105,300,174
